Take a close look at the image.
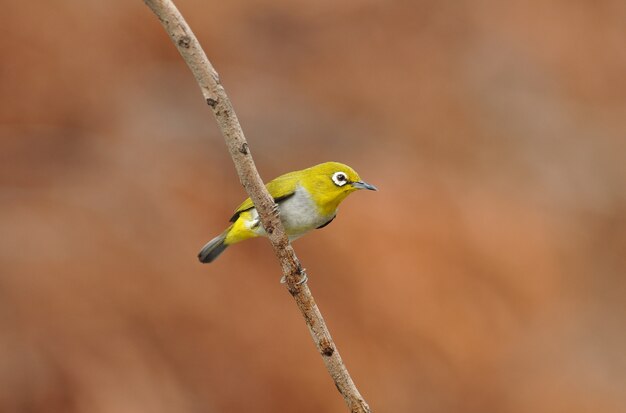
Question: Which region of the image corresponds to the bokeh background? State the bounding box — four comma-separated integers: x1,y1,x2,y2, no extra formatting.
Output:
1,0,625,412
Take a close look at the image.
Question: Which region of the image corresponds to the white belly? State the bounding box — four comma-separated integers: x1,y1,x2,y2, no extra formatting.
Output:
247,186,334,240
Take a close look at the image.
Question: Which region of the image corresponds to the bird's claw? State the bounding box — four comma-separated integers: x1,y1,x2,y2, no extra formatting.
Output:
271,203,280,216
279,271,308,285
297,272,308,285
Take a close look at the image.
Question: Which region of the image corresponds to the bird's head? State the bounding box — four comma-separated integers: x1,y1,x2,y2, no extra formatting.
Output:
302,161,377,213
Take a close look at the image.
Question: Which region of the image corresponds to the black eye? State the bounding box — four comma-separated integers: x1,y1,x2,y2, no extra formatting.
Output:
332,172,348,186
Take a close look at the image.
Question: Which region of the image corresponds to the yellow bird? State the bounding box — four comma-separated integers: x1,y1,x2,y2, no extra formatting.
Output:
198,161,377,263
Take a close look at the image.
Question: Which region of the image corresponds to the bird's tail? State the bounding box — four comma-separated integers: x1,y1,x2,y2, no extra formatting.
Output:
198,229,230,263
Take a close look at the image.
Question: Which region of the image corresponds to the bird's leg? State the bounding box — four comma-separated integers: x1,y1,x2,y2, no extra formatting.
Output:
279,265,308,285
295,261,308,285
296,271,308,285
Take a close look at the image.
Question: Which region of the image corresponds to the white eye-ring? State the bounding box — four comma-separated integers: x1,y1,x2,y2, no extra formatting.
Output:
332,171,348,187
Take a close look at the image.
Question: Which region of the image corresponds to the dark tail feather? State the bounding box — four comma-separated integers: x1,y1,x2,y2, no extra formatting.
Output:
198,232,229,263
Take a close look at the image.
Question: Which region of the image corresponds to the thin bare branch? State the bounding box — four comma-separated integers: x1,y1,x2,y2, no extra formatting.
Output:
142,1,371,412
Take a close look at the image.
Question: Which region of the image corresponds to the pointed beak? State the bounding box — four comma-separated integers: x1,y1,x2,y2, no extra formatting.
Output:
351,180,378,191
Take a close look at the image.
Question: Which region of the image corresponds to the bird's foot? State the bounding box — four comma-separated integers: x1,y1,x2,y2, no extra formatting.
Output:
279,270,308,285
297,271,308,285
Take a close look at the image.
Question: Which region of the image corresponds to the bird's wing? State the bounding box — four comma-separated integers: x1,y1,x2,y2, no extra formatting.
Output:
229,170,300,222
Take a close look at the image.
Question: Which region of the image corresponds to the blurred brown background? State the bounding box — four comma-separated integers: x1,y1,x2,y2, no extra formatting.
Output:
1,0,625,412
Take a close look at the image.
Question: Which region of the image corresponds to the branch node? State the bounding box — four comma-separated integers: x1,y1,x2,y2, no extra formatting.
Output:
239,142,249,155
320,338,335,357
206,97,218,107
177,35,191,48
